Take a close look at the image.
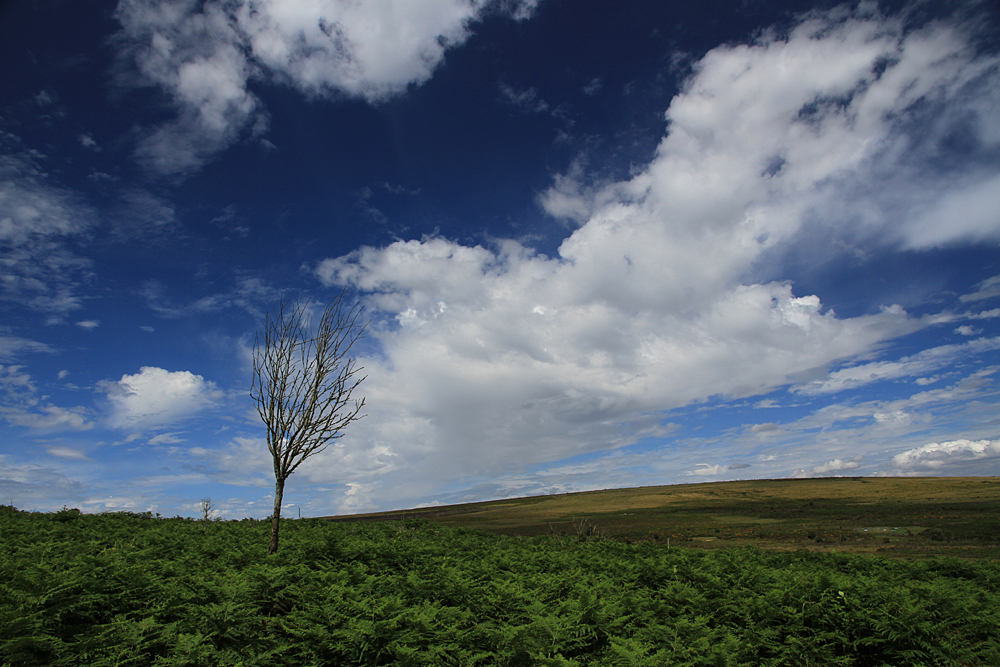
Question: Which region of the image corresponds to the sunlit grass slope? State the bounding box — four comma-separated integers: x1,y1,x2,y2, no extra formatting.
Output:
325,477,1000,558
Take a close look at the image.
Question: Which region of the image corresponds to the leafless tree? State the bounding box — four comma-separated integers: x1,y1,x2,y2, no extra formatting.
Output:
200,497,214,521
251,292,367,554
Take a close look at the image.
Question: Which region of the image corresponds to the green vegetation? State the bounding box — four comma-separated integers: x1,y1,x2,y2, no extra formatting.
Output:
329,477,1000,559
3,499,1000,666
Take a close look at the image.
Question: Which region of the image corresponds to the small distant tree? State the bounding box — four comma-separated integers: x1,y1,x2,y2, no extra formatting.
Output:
200,497,214,521
251,291,367,554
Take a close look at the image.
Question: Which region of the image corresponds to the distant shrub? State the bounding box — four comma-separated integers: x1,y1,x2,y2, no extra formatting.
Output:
52,506,82,522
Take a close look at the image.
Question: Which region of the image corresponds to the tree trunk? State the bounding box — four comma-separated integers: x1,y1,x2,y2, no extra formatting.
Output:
269,478,285,554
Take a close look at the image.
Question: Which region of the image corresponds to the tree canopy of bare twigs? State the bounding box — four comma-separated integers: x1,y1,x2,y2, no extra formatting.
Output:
251,291,367,554
200,497,214,522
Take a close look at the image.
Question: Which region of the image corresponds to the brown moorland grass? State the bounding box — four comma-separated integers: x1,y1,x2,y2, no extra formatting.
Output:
324,476,1000,559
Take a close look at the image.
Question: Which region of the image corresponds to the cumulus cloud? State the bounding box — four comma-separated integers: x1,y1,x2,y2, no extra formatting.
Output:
892,439,1000,472
303,6,1000,505
99,366,223,430
303,7,1000,509
114,0,541,175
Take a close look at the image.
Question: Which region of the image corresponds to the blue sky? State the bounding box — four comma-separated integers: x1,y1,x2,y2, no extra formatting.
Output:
2,0,1000,519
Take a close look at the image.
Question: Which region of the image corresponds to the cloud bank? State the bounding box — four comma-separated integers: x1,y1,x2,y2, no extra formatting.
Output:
114,0,540,175
302,7,1000,510
892,439,1000,472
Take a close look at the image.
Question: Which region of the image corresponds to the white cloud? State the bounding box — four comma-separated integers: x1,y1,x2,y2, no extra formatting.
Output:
110,190,178,239
99,366,223,430
0,149,95,314
808,458,860,475
46,446,89,460
114,0,540,175
148,432,185,445
690,367,1000,481
498,81,549,113
0,457,87,510
537,160,598,223
3,405,93,430
201,436,273,488
75,320,99,330
141,276,280,318
583,77,602,96
892,439,1000,471
750,422,779,433
551,10,1000,252
307,7,1000,510
0,336,55,361
688,464,727,477
0,365,93,430
960,275,1000,303
902,174,1000,248
795,337,1000,395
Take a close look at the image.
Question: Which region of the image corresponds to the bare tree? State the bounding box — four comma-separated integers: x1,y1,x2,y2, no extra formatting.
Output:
251,292,367,554
200,497,214,521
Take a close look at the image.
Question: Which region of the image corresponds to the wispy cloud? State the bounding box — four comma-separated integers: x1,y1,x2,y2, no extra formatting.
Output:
0,337,55,361
140,277,279,319
0,365,93,431
0,146,96,315
803,458,861,476
795,337,1000,395
961,275,1000,303
498,81,550,113
0,458,87,509
46,446,90,460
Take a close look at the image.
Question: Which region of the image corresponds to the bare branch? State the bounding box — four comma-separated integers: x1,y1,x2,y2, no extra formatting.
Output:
251,290,368,553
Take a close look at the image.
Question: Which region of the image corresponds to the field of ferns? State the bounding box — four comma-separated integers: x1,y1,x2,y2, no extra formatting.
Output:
2,504,999,666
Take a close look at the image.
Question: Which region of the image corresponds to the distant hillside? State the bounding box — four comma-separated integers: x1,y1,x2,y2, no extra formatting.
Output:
324,476,1000,558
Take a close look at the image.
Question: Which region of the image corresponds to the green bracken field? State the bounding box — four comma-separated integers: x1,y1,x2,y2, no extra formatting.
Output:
3,477,999,666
